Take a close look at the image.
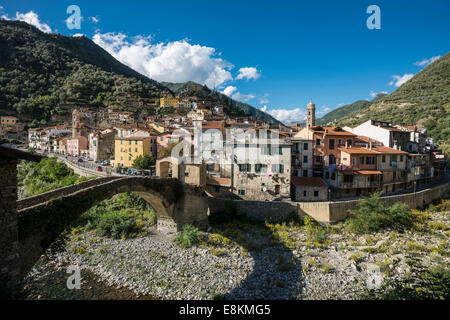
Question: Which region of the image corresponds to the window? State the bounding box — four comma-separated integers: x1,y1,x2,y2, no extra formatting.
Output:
382,155,386,163
400,155,403,162
120,140,123,145
135,140,138,145
129,140,131,145
316,138,321,146
338,139,342,146
303,143,308,150
120,156,123,160
347,139,353,146
352,158,356,166
129,148,131,152
303,155,308,163
303,170,308,177
135,148,138,152
238,189,245,195
129,156,131,161
255,164,262,173
185,172,189,177
161,137,164,142
314,191,319,197
359,156,364,165
303,190,307,197
329,139,335,150
366,156,375,165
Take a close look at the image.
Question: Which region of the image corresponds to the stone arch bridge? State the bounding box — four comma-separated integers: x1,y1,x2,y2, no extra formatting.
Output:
0,146,210,297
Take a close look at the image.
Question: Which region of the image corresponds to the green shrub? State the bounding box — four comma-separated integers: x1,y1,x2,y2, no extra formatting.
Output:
344,192,414,234
79,192,156,239
173,224,199,248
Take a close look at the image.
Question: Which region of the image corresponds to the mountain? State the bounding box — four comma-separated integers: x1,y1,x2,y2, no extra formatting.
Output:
317,53,449,154
161,81,281,124
316,93,387,126
0,20,278,124
336,53,450,152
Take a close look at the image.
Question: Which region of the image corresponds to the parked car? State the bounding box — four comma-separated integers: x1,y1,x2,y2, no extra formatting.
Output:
95,166,103,171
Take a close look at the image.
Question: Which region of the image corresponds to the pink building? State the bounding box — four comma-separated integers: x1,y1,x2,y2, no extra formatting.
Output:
67,136,88,156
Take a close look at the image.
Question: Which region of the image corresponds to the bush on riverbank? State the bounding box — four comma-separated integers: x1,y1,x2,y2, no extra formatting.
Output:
344,192,415,234
18,157,89,197
174,224,200,248
79,192,157,239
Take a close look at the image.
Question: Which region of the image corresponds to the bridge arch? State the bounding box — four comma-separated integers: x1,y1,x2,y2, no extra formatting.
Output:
17,177,210,280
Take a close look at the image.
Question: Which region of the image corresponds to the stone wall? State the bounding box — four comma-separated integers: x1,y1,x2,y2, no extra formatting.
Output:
208,182,450,224
208,198,298,222
0,158,20,298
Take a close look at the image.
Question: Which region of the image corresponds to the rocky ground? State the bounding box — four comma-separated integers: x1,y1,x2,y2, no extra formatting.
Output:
21,206,449,300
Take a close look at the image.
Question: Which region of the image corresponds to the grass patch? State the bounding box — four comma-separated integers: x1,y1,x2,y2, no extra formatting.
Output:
173,224,200,248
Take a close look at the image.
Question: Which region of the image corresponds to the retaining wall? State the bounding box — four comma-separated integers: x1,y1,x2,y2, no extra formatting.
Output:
208,182,450,223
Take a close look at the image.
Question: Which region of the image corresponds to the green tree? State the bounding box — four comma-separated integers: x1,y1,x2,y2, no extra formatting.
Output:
132,154,156,169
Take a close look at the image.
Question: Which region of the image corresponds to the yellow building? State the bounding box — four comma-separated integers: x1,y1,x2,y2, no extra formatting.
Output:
1,116,18,125
160,96,179,107
113,137,150,168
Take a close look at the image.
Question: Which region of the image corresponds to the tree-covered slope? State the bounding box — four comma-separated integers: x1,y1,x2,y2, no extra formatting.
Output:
0,20,279,124
336,53,450,151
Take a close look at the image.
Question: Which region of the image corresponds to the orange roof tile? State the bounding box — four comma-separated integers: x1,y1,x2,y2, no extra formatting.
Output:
291,176,328,187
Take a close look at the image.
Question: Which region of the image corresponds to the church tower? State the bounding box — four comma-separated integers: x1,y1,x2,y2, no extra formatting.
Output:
306,99,315,128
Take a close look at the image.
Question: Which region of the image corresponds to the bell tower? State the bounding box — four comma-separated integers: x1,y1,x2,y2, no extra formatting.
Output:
307,99,315,128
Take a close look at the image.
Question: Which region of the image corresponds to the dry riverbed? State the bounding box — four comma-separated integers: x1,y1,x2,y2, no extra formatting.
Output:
21,205,449,300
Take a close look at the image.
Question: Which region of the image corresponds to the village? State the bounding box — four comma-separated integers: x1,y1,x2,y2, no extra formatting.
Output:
0,96,446,203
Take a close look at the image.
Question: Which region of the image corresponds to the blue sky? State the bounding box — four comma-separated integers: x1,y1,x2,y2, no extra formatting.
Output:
1,0,449,122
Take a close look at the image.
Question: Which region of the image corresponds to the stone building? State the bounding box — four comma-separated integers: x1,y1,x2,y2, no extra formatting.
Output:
291,176,328,202
88,129,116,162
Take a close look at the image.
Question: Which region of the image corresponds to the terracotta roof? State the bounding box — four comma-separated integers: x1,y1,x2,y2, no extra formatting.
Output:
310,126,356,136
372,146,409,154
354,135,381,144
291,176,328,187
339,147,378,154
356,170,382,175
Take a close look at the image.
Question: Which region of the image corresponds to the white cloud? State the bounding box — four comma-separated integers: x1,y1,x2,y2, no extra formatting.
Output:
93,32,234,88
72,33,84,37
389,74,414,87
9,10,52,33
222,86,254,102
414,55,441,67
259,93,269,104
369,91,388,98
89,16,100,23
317,106,331,116
223,86,237,96
260,106,306,122
236,67,261,80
